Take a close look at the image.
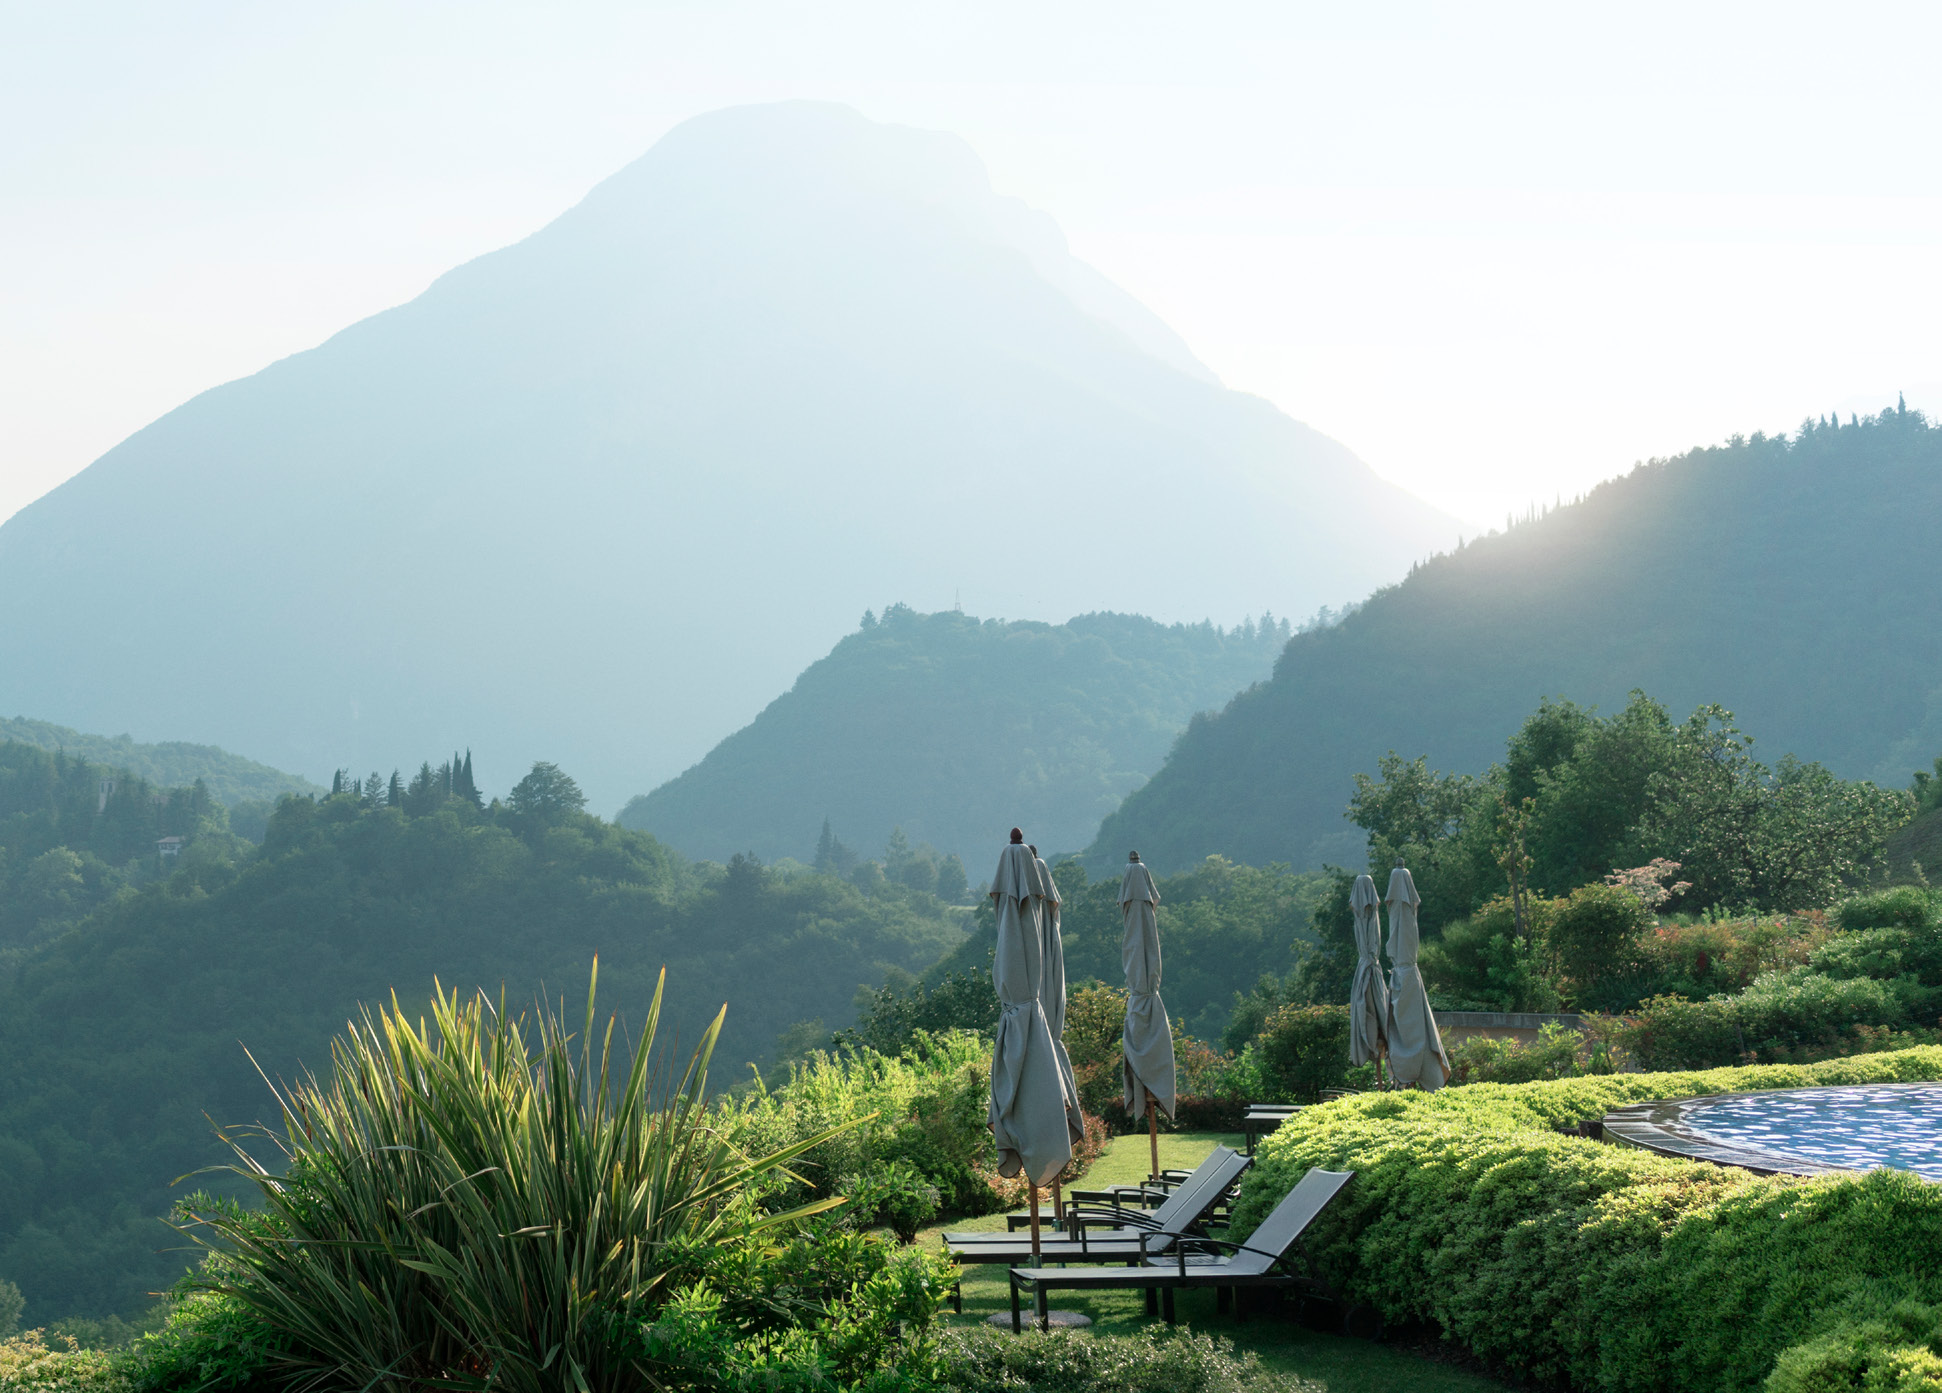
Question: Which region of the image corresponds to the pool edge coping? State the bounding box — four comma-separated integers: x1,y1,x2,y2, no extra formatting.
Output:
1597,1085,1925,1178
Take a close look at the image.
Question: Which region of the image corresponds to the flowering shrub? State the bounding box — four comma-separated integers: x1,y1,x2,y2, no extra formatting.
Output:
0,1332,131,1393
1635,912,1831,999
1614,902,1942,1069
1604,858,1692,909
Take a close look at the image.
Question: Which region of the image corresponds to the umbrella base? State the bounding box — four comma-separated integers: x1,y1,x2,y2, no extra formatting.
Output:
988,1309,1092,1329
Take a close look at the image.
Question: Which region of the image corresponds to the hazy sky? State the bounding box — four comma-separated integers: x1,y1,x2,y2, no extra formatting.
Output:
6,1,1941,532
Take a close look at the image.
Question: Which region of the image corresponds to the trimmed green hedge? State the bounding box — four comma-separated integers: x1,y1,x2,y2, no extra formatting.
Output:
1232,1046,1942,1392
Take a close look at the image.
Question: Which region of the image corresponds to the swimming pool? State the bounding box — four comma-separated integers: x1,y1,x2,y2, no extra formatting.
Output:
1602,1083,1942,1179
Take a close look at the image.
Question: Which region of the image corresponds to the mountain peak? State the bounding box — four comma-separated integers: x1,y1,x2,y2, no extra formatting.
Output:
0,103,1453,810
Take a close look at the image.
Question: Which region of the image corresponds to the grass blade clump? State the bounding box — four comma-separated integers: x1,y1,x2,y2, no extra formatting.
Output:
176,966,847,1392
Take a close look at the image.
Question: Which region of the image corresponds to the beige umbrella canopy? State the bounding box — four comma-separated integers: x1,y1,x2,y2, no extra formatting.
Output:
1383,864,1451,1091
1119,853,1176,1122
1348,873,1389,1069
988,835,1074,1186
1033,848,1087,1147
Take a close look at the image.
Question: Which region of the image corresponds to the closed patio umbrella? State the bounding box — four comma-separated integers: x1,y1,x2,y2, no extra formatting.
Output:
1383,863,1450,1091
1032,847,1087,1216
989,830,1073,1257
1348,873,1389,1082
1119,851,1176,1180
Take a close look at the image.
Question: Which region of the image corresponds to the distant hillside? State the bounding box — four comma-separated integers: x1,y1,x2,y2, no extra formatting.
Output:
617,606,1290,863
1094,407,1942,872
0,716,319,805
0,770,964,1321
0,102,1454,814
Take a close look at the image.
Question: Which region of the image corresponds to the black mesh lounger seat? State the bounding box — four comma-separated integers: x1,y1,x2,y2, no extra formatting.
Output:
986,1166,1199,1231
939,1148,1252,1314
943,1146,1249,1251
1006,1166,1353,1331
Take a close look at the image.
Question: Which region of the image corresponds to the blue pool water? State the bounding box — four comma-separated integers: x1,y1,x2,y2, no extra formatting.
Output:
1683,1084,1942,1180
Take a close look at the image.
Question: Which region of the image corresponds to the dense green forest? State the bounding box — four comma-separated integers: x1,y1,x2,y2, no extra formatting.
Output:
1095,406,1942,872
0,755,968,1324
0,742,243,958
618,606,1292,865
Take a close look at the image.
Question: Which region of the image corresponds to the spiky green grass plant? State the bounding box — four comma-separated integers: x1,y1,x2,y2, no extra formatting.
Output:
176,966,848,1392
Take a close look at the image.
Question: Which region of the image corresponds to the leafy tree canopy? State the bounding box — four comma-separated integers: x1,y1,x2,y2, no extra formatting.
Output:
0,755,967,1325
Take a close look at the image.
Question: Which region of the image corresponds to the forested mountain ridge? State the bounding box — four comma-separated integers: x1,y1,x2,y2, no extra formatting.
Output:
1093,406,1942,872
0,101,1455,814
617,606,1293,864
1,717,318,805
0,762,966,1323
0,741,245,957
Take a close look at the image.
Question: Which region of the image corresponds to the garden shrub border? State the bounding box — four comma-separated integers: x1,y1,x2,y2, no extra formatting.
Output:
1231,1046,1942,1393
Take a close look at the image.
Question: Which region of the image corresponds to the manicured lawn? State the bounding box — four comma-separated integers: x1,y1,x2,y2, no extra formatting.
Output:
915,1131,1512,1393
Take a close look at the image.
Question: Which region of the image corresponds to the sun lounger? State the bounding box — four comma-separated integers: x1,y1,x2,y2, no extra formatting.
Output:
943,1146,1248,1249
940,1147,1252,1313
1241,1103,1304,1154
987,1167,1198,1230
1007,1165,1354,1330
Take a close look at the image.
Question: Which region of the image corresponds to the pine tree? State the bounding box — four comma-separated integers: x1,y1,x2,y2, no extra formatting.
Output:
456,750,481,807
814,819,836,873
387,770,404,808
884,826,911,880
936,853,969,902
405,761,439,816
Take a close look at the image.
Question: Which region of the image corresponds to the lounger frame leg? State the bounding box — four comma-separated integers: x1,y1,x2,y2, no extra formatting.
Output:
1162,1286,1176,1325
1144,1287,1158,1317
1010,1277,1022,1334
1036,1285,1050,1332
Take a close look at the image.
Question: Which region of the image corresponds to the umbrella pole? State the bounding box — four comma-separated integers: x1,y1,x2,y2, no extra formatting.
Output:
1146,1097,1159,1181
1028,1181,1041,1261
1051,1176,1063,1224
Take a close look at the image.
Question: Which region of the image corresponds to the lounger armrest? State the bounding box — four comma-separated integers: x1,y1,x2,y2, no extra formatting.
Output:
1165,1233,1308,1275
1068,1184,1163,1200
1062,1204,1164,1231
1088,1182,1173,1203
1133,1225,1210,1264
